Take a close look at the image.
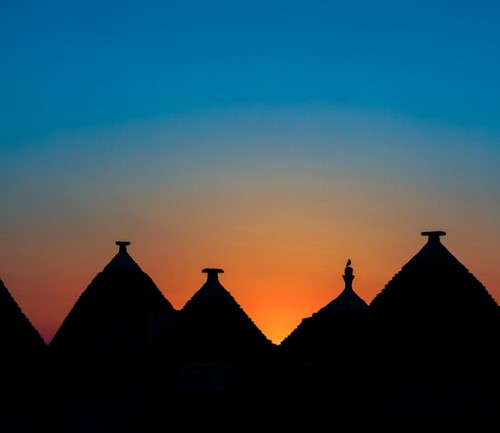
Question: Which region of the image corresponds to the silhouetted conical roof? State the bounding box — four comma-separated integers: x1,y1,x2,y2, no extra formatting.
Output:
0,279,46,353
0,279,48,431
147,268,277,418
369,231,499,319
153,268,274,360
316,259,368,315
367,231,500,416
280,260,368,355
49,241,176,387
276,261,372,419
103,240,142,271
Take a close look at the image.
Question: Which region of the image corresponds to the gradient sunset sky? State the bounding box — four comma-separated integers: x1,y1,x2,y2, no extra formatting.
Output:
1,0,499,345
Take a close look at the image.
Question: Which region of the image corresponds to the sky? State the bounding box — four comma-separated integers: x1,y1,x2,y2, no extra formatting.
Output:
1,0,499,345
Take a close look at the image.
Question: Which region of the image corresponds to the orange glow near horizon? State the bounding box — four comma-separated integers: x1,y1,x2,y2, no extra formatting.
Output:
2,108,499,346
3,0,500,352
3,225,499,346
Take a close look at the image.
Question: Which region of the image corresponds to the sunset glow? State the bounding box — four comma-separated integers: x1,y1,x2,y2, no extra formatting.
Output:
1,1,499,345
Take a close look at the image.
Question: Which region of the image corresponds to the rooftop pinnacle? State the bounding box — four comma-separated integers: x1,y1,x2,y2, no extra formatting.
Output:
202,268,224,281
421,231,446,242
343,258,354,287
116,241,131,253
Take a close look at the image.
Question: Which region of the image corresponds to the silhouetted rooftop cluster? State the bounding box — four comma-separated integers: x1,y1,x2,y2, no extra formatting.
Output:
1,232,499,432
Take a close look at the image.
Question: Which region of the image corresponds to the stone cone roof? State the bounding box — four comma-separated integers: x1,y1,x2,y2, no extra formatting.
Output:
152,268,275,361
0,279,49,431
102,241,142,271
147,267,278,409
316,259,368,315
49,241,176,388
368,231,500,393
276,261,372,419
0,279,46,354
280,259,369,357
369,231,499,321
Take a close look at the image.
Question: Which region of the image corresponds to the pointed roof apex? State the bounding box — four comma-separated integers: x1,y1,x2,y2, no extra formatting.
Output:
103,241,141,271
192,268,227,298
402,230,460,268
315,259,368,315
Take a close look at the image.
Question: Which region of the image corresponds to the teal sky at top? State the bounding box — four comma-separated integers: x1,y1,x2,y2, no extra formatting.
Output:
2,0,499,146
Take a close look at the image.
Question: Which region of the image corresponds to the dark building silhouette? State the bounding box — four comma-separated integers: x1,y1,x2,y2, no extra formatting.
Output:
367,231,500,419
281,258,369,353
0,279,48,433
278,259,373,420
146,267,278,428
2,229,499,429
48,241,176,433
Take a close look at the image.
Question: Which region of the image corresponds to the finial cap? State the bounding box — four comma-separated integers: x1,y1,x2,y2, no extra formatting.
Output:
344,258,353,276
202,268,224,274
421,231,446,242
116,241,131,252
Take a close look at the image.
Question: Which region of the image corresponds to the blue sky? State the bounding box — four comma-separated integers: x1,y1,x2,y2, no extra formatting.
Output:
1,0,500,343
2,0,500,144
